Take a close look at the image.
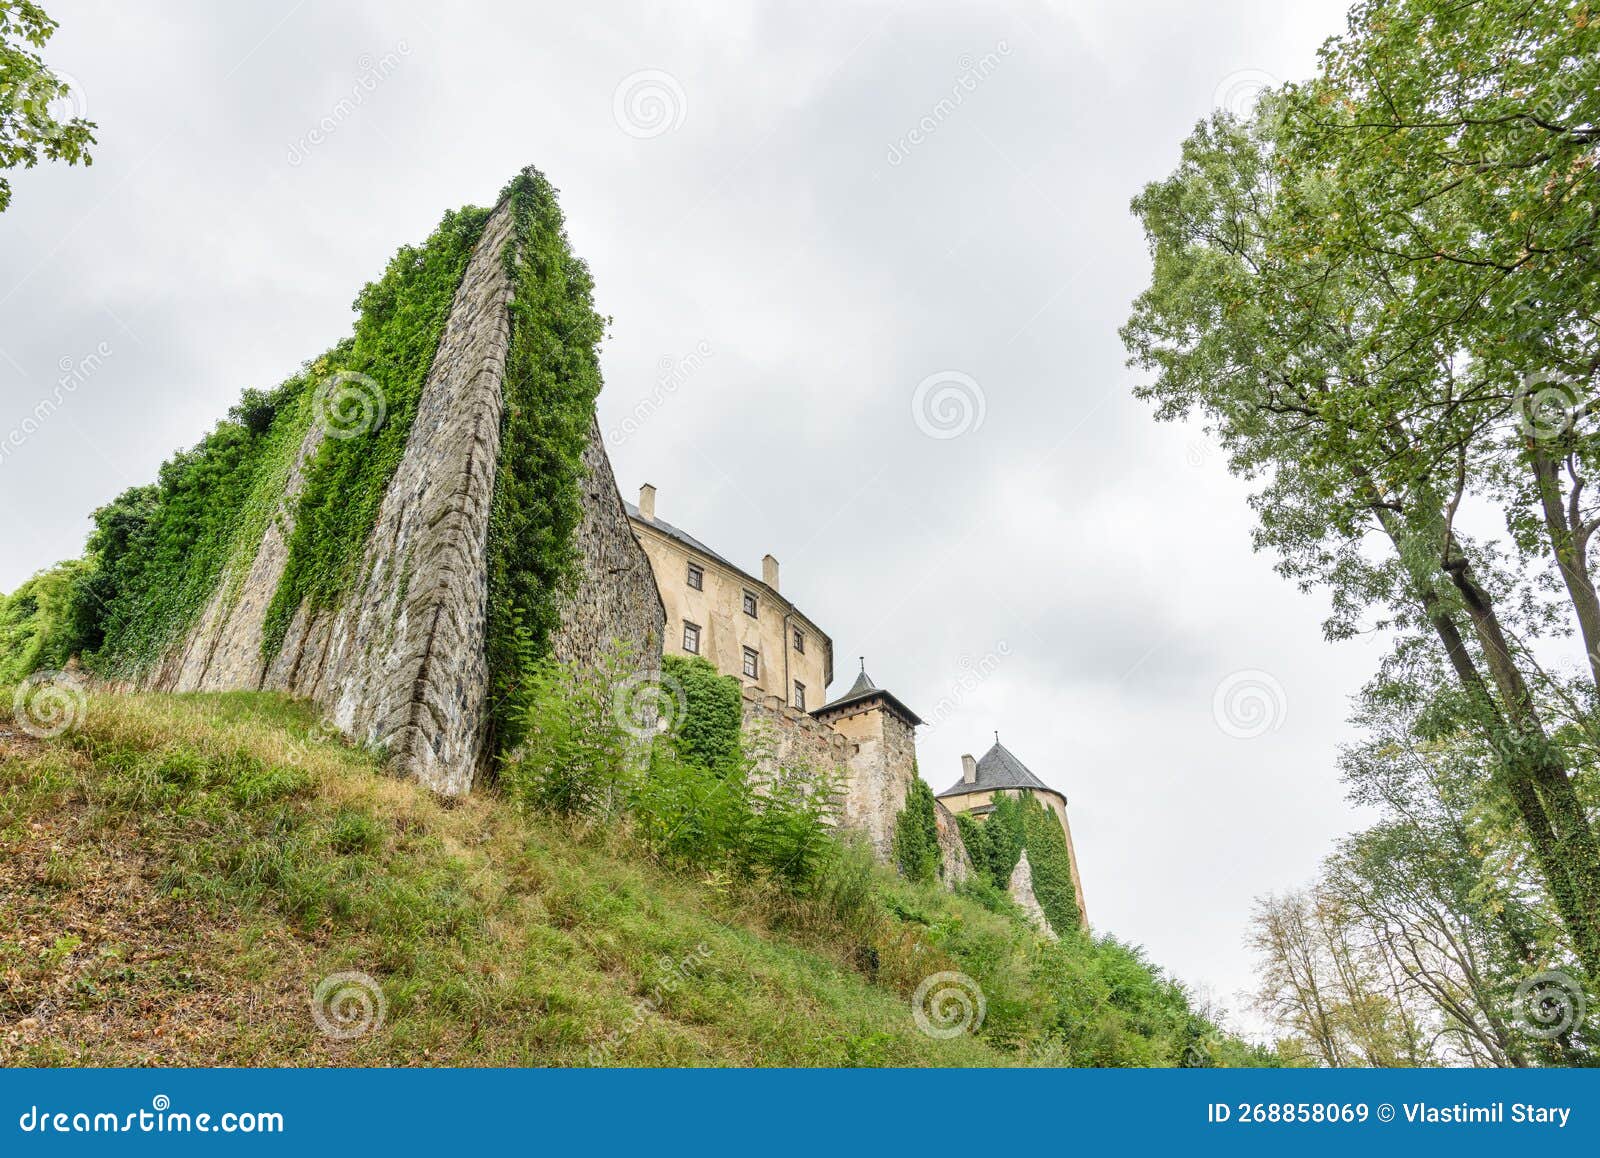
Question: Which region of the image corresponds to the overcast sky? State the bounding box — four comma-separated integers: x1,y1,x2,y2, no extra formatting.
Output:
0,0,1373,1035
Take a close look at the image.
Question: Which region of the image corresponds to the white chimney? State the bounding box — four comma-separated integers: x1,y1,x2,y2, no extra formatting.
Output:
638,483,656,521
762,554,779,590
961,753,977,784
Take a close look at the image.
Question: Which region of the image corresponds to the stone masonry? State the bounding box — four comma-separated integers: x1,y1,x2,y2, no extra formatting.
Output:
1008,850,1058,941
147,193,662,795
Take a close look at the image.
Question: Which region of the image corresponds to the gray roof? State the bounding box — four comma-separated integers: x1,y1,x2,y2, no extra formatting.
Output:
937,740,1056,798
814,666,924,727
624,502,743,577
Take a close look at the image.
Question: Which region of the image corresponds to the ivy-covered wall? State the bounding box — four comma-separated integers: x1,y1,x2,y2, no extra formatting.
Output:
958,791,1081,934
1,168,662,796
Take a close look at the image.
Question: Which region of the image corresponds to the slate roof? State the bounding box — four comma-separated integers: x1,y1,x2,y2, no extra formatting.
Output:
814,667,924,727
624,502,743,577
937,739,1057,799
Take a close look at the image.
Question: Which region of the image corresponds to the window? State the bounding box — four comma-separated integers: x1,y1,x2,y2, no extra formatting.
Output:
792,629,805,653
686,562,703,590
742,590,758,618
682,621,701,654
742,646,759,679
793,681,806,711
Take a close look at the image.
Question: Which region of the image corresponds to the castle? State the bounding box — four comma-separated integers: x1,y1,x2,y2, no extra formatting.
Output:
124,175,1084,934
624,485,1086,931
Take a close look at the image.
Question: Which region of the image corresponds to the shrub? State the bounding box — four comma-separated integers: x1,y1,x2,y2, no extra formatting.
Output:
662,654,741,774
891,774,940,884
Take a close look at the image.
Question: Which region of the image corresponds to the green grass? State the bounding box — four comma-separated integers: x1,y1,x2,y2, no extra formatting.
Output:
0,691,1265,1067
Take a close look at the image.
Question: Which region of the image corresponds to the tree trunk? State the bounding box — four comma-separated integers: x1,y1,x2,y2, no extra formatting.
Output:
1528,447,1600,688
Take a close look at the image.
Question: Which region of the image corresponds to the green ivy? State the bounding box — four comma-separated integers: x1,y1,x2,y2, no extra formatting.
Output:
482,169,609,755
957,791,1080,934
71,378,314,679
661,654,742,775
0,559,88,683
891,774,941,884
262,206,493,660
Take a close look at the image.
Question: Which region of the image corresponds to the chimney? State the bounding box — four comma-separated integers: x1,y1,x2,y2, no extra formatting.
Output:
762,553,779,590
961,753,977,784
638,483,656,521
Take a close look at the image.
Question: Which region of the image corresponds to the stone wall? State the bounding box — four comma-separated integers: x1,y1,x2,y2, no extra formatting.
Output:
934,799,972,885
740,686,854,811
144,193,662,796
549,416,665,674
821,701,919,860
1007,850,1058,941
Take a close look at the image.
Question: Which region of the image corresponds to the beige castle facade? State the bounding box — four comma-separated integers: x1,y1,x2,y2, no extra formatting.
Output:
626,484,832,710
624,484,1086,929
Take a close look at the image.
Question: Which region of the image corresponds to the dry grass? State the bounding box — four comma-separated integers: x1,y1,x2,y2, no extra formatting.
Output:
0,691,1018,1067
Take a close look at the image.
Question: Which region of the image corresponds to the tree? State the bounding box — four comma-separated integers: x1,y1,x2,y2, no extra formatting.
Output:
1123,1,1600,978
891,773,940,884
0,1,95,212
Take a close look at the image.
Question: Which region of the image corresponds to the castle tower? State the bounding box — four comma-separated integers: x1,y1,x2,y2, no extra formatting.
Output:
937,737,1087,928
812,661,923,860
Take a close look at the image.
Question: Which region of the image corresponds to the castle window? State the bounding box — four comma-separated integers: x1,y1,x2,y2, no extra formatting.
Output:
686,562,703,590
792,629,805,653
742,590,758,617
682,621,701,655
794,681,806,711
742,646,759,679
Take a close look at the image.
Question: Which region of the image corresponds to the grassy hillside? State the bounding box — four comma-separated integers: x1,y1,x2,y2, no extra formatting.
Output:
0,691,1265,1067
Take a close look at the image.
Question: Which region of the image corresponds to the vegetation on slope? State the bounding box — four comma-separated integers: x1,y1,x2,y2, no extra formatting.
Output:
0,691,1269,1066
